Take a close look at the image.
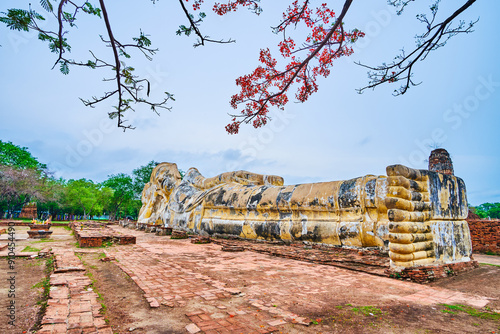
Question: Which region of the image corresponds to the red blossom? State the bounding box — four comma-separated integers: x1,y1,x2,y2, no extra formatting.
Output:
227,0,363,134
213,1,261,16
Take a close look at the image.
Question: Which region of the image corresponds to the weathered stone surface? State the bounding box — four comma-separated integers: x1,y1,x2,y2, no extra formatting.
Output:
138,160,472,270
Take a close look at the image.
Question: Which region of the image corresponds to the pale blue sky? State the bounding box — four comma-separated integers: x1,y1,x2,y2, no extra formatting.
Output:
1,1,499,205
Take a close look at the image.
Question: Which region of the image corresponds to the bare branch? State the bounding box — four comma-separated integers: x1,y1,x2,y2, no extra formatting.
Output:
357,0,477,95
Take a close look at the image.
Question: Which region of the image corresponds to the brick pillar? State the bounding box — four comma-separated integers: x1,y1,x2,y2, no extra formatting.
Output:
428,149,454,175
20,202,37,219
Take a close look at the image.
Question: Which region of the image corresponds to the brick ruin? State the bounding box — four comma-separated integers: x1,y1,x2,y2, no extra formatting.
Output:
19,202,37,219
70,221,136,247
428,148,454,175
27,223,53,239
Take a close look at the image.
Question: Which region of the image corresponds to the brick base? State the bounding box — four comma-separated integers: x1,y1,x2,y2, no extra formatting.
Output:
118,236,136,245
71,222,136,248
385,260,479,283
27,230,53,239
171,230,188,239
79,236,103,247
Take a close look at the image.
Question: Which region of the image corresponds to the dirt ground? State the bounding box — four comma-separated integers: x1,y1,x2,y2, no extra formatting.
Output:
0,225,74,334
1,224,500,334
0,255,46,334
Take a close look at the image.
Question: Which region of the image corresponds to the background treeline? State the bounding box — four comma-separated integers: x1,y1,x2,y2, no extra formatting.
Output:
470,203,500,220
0,140,157,220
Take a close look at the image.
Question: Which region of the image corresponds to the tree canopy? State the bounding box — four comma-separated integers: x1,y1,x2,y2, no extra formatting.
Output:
0,139,158,219
1,1,478,132
474,203,500,219
0,140,47,171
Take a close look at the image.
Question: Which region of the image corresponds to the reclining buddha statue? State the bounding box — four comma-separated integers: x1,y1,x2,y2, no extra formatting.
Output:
138,159,472,270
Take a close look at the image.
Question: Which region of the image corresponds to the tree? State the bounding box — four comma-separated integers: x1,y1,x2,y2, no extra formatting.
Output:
132,160,158,197
0,140,47,171
1,1,478,132
0,165,46,217
474,203,500,219
102,173,138,220
63,178,111,218
36,177,66,219
0,141,49,217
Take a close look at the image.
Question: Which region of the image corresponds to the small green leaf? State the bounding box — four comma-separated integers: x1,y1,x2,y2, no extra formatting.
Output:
60,61,69,75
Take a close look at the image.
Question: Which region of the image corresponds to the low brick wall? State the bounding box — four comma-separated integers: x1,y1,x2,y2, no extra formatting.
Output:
468,219,500,254
386,261,479,284
71,221,136,248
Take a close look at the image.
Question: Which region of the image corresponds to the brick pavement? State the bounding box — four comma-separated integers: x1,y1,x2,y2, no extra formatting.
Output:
37,249,113,334
112,246,234,308
211,238,390,276
106,226,492,333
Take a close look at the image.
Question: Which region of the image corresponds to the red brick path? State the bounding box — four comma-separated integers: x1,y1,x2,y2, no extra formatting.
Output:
37,249,113,334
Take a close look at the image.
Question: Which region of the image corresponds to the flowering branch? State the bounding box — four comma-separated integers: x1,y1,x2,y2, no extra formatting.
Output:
225,0,363,134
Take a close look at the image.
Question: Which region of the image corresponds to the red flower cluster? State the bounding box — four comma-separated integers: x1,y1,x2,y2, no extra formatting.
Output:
213,1,261,16
226,1,364,134
191,0,203,11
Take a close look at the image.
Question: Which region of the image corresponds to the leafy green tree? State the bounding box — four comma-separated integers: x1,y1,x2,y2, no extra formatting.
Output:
63,178,111,218
36,177,66,218
0,140,47,171
102,173,139,220
132,160,158,197
475,203,500,219
0,141,51,216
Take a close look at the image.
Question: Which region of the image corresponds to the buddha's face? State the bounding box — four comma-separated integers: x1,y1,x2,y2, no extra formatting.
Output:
152,163,182,193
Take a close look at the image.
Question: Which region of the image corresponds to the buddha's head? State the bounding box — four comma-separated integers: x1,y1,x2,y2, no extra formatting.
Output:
150,162,182,193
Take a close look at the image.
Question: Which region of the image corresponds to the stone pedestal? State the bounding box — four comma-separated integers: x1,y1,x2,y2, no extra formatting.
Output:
27,230,53,239
29,224,51,231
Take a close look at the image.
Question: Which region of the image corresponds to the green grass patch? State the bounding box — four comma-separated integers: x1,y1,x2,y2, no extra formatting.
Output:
30,256,54,332
351,306,383,316
22,245,41,252
441,304,500,320
100,302,107,315
485,251,500,256
101,240,114,248
480,263,500,268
